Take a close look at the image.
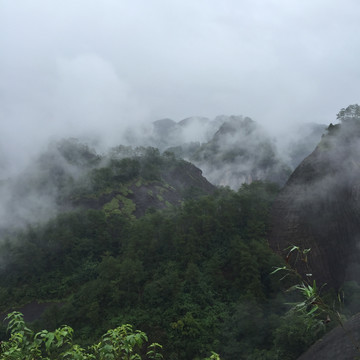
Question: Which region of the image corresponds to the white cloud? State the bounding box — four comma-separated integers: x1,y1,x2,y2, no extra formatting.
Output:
0,0,360,172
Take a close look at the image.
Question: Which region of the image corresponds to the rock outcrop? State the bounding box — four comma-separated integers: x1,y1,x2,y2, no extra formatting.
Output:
298,313,360,360
269,121,360,288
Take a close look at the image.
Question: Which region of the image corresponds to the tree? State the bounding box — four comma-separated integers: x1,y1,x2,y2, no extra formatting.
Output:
336,104,360,122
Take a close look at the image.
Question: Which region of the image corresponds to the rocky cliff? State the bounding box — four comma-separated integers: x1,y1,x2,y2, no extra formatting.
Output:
269,121,360,288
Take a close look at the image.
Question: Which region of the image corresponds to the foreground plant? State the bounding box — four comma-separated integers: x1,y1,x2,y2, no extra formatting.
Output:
272,245,360,352
0,311,221,359
0,311,163,360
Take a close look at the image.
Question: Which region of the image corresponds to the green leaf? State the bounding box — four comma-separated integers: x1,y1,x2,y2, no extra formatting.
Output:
270,266,287,275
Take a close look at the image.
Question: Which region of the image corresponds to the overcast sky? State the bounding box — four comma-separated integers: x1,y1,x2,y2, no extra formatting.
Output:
1,0,360,170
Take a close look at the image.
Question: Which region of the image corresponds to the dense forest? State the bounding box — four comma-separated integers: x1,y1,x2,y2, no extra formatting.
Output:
2,107,360,359
0,180,324,359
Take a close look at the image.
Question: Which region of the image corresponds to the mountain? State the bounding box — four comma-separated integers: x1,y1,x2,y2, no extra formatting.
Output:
0,140,215,232
72,148,216,218
269,119,360,288
0,111,350,359
134,115,326,190
189,116,292,188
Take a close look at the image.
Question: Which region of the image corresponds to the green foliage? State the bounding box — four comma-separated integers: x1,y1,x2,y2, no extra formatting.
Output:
0,181,294,359
269,246,360,358
89,158,141,191
271,311,323,360
102,195,136,219
271,245,339,323
0,312,163,360
103,198,121,214
69,145,211,220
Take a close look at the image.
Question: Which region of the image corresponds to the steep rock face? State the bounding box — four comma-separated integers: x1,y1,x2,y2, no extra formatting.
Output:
297,313,360,360
73,157,216,218
129,161,216,217
269,122,360,288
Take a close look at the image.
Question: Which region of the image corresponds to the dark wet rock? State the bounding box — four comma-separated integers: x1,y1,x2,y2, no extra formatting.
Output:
73,159,216,218
298,313,360,360
269,122,360,288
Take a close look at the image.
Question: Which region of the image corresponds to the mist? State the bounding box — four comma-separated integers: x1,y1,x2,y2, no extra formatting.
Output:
1,1,360,172
1,0,360,230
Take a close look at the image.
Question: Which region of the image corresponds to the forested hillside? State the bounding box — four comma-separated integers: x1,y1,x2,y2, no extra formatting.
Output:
2,0,360,357
0,174,329,359
2,108,360,359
